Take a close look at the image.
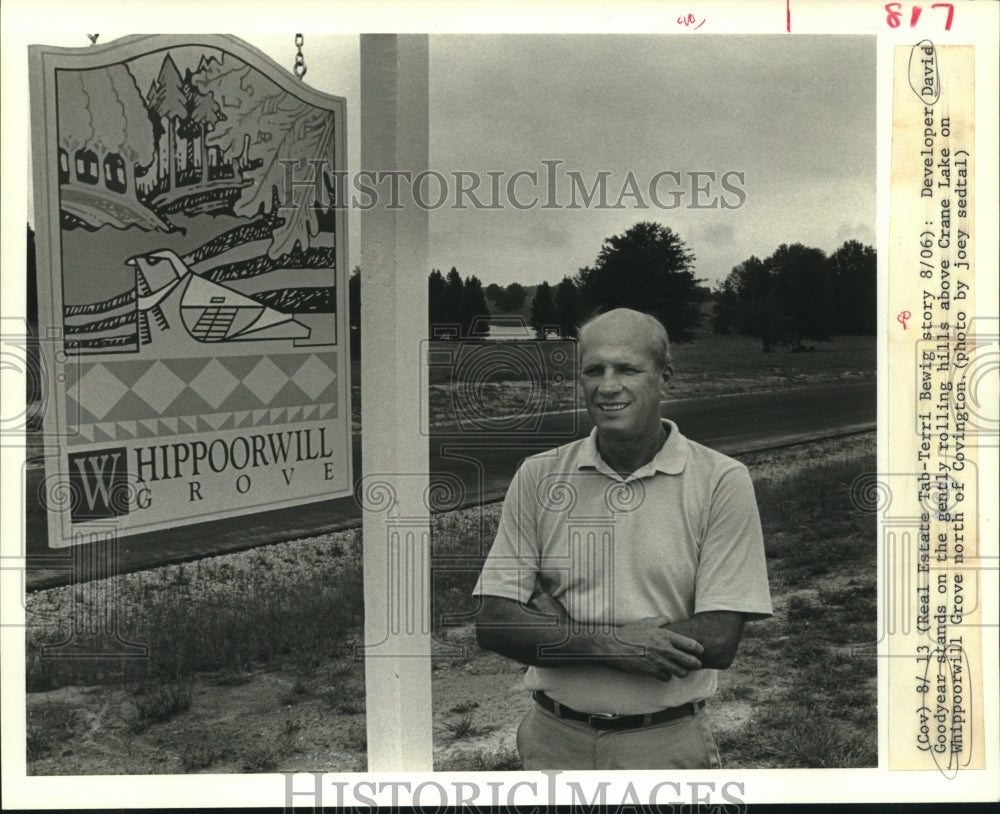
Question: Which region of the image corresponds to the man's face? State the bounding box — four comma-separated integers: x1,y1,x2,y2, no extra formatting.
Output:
579,322,668,443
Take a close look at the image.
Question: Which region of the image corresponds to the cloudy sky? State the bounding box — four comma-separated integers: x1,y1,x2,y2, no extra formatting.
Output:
427,34,875,288
22,32,875,290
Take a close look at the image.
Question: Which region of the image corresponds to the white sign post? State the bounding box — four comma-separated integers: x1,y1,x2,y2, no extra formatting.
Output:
358,33,433,772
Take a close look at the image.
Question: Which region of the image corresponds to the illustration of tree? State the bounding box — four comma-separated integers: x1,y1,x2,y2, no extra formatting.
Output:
576,221,703,342
56,65,154,194
145,81,166,188
56,71,92,174
54,64,165,233
192,55,339,259
178,78,198,173
97,66,156,186
178,70,223,184
150,55,187,192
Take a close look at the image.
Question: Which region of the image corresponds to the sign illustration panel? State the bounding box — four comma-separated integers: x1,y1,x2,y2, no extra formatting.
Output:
30,35,351,547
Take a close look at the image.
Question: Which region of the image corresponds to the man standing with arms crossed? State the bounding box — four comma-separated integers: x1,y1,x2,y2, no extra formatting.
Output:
473,308,772,770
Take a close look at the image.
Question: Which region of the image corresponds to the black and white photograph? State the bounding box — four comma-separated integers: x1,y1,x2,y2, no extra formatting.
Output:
2,1,997,810
423,33,876,773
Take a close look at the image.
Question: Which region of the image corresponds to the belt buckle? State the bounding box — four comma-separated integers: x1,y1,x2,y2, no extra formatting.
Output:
587,712,619,728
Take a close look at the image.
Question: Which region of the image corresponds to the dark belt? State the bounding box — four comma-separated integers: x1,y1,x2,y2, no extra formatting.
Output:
532,691,705,731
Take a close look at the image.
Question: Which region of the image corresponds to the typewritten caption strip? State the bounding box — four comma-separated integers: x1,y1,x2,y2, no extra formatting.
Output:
888,42,985,774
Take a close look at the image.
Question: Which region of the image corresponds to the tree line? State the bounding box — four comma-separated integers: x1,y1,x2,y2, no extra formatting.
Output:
428,268,490,338
313,220,876,359
423,222,709,342
713,240,876,351
527,225,875,350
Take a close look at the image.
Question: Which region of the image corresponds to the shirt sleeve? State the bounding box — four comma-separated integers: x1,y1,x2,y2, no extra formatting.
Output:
694,463,773,619
472,461,542,603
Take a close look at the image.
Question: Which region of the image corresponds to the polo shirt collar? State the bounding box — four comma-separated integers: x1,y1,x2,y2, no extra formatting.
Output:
575,419,688,479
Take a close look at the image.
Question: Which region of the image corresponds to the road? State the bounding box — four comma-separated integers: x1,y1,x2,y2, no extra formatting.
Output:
24,382,874,589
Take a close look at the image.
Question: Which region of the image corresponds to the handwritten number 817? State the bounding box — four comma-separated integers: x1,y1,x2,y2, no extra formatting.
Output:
885,3,955,30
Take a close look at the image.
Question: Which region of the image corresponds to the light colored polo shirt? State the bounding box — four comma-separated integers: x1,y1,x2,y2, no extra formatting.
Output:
473,419,772,715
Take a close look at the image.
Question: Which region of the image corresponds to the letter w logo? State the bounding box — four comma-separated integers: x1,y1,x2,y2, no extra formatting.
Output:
68,447,129,521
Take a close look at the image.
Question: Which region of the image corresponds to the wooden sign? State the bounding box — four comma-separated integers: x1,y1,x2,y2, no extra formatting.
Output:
29,35,351,548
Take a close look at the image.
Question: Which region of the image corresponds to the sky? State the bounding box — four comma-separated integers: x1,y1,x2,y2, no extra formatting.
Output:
427,34,876,288
21,32,876,290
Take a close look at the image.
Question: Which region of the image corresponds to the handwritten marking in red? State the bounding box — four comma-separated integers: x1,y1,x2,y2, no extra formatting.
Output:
931,3,955,29
677,13,706,29
886,3,954,30
787,0,791,32
897,310,912,330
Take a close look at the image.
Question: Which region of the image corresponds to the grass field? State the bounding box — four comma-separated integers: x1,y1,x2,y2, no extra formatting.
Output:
416,334,875,385
361,334,876,429
714,446,878,768
25,432,876,774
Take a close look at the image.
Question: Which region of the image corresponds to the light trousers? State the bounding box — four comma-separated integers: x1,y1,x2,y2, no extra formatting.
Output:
516,702,722,770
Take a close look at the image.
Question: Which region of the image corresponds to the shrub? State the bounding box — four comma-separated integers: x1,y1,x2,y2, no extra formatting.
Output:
437,713,489,742
125,680,193,733
240,743,279,773
180,742,224,772
437,745,521,771
25,701,81,764
27,548,365,692
342,721,367,752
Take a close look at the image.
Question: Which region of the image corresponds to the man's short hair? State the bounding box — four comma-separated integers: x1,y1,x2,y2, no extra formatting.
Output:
576,308,674,375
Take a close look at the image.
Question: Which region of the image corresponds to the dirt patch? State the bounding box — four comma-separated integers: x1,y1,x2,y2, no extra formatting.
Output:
24,624,757,775
28,658,368,775
431,629,529,769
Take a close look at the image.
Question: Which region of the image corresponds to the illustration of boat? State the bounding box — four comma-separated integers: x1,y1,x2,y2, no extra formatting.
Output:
125,249,311,344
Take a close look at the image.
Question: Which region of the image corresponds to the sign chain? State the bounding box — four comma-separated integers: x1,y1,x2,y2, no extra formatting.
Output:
294,34,307,79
